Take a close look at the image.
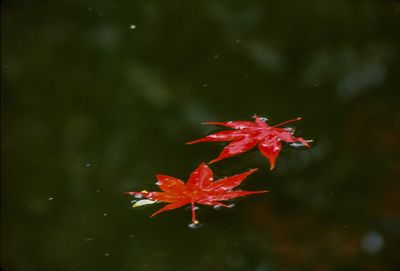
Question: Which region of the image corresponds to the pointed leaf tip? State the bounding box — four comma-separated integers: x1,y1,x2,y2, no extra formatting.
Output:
207,158,220,164
202,121,216,124
186,140,199,145
208,156,227,164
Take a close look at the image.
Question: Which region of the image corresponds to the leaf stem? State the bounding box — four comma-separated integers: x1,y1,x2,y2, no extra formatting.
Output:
191,202,198,224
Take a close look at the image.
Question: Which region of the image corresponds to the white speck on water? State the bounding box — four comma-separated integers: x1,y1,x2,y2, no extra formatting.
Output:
48,197,54,201
202,84,208,87
130,24,136,29
134,193,143,199
214,54,219,59
290,142,307,148
104,253,110,256
85,163,92,168
129,234,134,238
235,39,240,43
96,190,100,193
283,127,294,132
84,238,93,242
188,221,202,229
103,213,108,216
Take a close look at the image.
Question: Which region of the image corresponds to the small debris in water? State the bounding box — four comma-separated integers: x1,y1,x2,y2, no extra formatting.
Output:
103,213,108,216
132,199,156,207
48,197,54,201
130,24,136,29
104,253,110,257
84,238,93,242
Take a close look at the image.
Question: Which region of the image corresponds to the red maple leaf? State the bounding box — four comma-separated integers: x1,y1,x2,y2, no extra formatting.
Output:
124,163,267,225
187,115,311,170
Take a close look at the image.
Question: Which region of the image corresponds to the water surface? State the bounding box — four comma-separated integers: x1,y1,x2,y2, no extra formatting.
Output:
2,1,399,270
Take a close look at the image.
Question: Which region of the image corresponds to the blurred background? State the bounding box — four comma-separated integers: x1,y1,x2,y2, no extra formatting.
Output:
1,0,400,270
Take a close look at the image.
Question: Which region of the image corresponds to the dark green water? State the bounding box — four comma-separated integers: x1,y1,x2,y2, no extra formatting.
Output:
2,1,400,271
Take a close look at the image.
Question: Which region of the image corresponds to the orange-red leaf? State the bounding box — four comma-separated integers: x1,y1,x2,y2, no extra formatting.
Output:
187,115,311,170
125,163,266,224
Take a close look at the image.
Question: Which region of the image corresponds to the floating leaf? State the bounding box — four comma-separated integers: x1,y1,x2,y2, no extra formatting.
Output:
124,163,267,224
187,115,311,170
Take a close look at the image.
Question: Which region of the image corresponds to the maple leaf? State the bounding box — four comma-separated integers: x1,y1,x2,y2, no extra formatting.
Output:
124,163,267,225
187,115,311,170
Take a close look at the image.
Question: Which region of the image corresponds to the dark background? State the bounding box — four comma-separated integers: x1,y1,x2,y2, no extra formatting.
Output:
2,1,399,270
